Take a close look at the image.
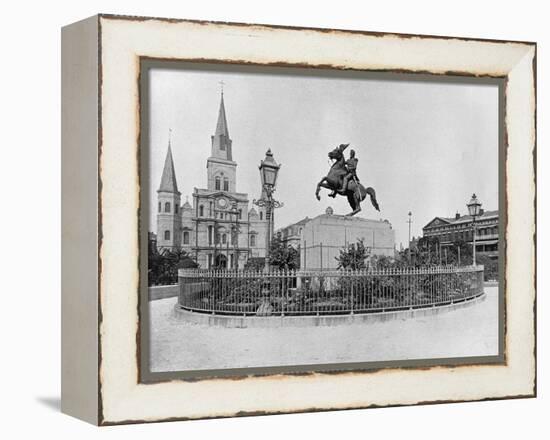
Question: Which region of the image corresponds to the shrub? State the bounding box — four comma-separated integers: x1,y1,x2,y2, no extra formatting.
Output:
148,238,198,286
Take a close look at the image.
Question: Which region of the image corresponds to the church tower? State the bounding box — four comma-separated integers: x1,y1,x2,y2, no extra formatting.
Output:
156,135,182,251
206,91,237,192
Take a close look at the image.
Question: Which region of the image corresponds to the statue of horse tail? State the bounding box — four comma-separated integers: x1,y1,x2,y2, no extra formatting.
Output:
366,187,380,212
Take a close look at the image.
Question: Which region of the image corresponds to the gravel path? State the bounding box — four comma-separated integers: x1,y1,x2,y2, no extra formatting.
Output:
149,287,499,372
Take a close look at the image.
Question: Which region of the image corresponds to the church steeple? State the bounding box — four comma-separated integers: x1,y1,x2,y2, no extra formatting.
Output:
207,86,237,193
157,130,182,251
215,92,229,138
211,90,233,161
158,134,179,194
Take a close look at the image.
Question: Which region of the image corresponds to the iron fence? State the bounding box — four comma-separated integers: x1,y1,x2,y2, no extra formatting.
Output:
178,265,484,317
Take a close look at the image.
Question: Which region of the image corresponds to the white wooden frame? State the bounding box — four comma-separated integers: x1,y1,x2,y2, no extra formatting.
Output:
61,14,536,425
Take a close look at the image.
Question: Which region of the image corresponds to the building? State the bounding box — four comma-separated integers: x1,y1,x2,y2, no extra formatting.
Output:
278,207,396,270
422,209,499,259
277,216,310,249
156,91,268,268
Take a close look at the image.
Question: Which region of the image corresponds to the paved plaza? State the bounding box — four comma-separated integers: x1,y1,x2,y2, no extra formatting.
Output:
149,286,499,373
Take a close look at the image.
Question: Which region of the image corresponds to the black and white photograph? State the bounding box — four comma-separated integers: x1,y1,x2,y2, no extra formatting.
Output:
2,0,545,432
142,63,504,378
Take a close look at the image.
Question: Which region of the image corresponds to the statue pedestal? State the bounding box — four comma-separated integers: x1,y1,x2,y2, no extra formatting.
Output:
300,213,395,270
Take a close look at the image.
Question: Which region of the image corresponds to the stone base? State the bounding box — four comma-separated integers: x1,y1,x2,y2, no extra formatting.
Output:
174,291,486,328
300,213,395,270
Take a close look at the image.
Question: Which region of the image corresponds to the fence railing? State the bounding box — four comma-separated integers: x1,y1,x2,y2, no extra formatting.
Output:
178,265,484,317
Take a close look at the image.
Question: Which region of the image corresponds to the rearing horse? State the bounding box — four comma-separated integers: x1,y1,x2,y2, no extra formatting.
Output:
315,144,380,216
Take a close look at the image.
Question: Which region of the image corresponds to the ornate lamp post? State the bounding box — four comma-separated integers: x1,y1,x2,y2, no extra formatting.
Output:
467,193,482,266
228,200,241,269
253,149,283,272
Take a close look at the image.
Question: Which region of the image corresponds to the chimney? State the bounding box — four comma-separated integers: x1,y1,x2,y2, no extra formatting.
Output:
479,208,484,216
455,212,460,220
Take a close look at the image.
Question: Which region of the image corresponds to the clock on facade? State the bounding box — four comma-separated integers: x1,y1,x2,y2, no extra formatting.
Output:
217,197,228,209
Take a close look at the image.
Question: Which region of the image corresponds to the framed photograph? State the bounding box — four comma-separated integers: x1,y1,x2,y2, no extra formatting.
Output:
61,14,536,425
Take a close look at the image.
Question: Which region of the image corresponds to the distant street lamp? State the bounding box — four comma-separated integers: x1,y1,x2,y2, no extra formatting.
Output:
253,149,283,272
467,193,482,266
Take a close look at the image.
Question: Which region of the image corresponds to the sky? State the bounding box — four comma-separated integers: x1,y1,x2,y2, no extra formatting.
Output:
146,65,499,248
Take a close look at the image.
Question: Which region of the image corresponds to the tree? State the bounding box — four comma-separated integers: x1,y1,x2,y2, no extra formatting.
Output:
148,237,198,286
268,233,300,270
335,239,370,270
369,254,408,269
243,257,265,271
412,236,473,266
477,255,498,281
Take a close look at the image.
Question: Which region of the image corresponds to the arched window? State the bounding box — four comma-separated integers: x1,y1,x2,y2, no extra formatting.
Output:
250,234,256,247
220,135,225,150
215,176,221,190
209,201,213,217
165,202,171,213
222,233,227,244
164,230,170,240
199,205,204,217
158,202,161,212
208,226,213,245
183,231,189,245
223,178,229,191
260,212,263,220
175,204,179,214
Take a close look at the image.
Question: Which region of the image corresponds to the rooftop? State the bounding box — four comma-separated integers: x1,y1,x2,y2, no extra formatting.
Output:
424,210,499,229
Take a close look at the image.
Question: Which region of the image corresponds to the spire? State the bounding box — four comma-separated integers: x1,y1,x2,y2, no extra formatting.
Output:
215,91,230,138
210,85,233,160
182,196,192,210
158,132,179,193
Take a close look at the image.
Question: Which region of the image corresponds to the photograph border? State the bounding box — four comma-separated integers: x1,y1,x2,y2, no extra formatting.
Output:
138,59,508,383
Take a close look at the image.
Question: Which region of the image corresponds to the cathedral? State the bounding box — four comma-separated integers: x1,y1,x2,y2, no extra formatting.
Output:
155,91,268,269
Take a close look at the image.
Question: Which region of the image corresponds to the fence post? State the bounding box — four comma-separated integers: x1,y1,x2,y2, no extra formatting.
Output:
304,240,307,270
350,268,354,315
211,269,215,315
316,271,320,316
281,269,285,317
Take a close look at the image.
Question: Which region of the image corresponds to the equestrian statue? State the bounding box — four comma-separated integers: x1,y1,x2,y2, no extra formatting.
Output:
315,143,380,216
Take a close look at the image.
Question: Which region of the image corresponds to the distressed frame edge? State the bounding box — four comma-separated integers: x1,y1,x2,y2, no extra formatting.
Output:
97,12,537,47
61,15,101,425
95,15,537,425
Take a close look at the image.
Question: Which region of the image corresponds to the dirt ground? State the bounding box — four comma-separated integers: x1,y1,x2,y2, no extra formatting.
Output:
149,286,499,372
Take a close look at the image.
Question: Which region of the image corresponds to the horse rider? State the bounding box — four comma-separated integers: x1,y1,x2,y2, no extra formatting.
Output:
341,149,360,195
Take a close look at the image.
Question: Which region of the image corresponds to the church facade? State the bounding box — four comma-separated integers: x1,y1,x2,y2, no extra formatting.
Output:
155,92,268,269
